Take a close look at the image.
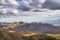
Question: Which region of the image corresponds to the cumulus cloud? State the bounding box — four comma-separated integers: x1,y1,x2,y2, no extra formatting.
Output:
16,0,60,11
0,0,60,11
17,0,60,10
7,0,19,5
0,10,60,24
0,0,60,25
17,0,46,11
0,0,19,5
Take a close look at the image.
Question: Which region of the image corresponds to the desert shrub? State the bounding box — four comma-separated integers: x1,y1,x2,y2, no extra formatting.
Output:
0,30,57,40
45,36,56,40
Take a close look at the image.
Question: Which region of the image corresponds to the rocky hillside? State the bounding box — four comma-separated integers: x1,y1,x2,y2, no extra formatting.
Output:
0,29,56,40
0,22,60,34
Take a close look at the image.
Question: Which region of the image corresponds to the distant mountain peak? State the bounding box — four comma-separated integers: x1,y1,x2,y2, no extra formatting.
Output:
0,22,60,34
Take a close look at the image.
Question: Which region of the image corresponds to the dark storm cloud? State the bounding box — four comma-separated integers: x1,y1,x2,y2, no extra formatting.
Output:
17,0,60,11
42,0,60,10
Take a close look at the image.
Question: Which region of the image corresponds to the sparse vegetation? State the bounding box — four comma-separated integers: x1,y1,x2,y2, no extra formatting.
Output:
0,30,57,40
0,22,60,40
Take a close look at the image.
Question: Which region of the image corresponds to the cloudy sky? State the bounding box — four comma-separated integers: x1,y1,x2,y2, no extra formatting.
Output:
0,0,60,25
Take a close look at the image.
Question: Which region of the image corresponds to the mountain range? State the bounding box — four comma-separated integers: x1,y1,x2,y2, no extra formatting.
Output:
0,22,60,34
